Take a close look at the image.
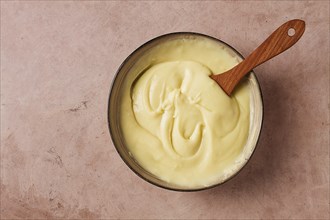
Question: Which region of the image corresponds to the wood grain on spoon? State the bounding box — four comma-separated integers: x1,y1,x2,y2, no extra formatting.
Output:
211,19,306,96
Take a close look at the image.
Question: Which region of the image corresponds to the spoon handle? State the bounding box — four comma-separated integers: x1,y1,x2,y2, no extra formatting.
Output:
213,19,305,95
240,19,305,71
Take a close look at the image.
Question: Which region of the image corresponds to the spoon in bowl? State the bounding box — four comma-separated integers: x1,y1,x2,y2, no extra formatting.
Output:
210,19,305,96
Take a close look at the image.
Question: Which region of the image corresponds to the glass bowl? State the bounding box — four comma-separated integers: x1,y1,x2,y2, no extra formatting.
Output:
108,32,263,191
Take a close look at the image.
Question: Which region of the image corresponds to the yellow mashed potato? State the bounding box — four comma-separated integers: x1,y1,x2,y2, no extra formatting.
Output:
119,36,250,187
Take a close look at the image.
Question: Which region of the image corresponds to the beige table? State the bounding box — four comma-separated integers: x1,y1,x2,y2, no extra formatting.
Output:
1,1,329,219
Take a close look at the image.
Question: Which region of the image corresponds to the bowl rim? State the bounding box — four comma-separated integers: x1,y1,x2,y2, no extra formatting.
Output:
108,32,264,192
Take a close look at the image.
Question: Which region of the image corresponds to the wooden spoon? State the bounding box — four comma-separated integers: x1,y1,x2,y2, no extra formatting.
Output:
210,19,305,96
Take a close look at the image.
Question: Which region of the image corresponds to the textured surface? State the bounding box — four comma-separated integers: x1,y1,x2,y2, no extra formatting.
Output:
1,1,329,219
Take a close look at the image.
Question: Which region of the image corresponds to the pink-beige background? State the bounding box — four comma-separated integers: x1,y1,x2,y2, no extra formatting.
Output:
1,1,329,219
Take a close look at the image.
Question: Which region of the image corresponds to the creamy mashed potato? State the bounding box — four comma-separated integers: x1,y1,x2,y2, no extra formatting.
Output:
119,36,250,187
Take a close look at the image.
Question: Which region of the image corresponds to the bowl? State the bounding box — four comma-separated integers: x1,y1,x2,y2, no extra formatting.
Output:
108,32,263,191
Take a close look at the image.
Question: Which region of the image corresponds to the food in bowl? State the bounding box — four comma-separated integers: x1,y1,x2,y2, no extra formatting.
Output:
109,33,263,190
